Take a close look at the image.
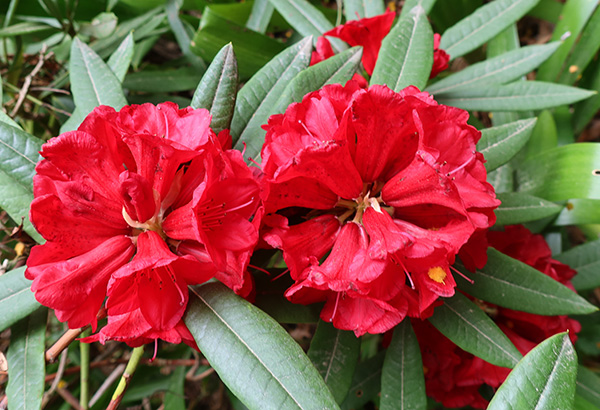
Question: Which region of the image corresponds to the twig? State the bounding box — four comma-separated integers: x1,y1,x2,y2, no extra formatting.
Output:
187,367,215,382
10,46,51,117
57,386,82,410
45,309,106,363
106,346,145,410
88,364,126,408
41,348,69,408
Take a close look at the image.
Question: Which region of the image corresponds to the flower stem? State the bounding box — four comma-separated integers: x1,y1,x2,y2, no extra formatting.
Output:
80,329,91,410
106,346,145,410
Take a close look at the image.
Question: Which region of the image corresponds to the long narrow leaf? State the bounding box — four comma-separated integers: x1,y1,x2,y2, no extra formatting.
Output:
247,0,275,33
398,0,436,20
554,239,600,291
477,117,536,172
107,32,135,82
184,283,340,410
340,352,385,410
428,292,522,368
494,192,562,226
0,122,43,191
371,6,432,91
455,248,597,315
343,0,385,20
0,267,41,332
576,365,600,408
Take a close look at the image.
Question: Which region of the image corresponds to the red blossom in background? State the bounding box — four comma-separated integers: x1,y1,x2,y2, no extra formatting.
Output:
260,81,499,336
26,103,260,347
430,33,450,79
414,225,581,409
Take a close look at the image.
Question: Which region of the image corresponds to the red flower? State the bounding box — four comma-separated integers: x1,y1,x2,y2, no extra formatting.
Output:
26,103,260,346
260,82,499,336
430,33,450,79
414,225,581,408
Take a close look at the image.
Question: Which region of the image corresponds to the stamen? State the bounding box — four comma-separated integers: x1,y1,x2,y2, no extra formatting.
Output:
150,339,158,362
165,265,186,305
448,154,476,175
330,292,341,322
450,265,474,284
226,197,255,213
271,269,290,282
248,264,271,275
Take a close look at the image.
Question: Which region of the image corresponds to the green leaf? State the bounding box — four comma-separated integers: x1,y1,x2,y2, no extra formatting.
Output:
455,248,597,315
428,292,522,368
536,0,598,82
435,81,595,111
439,0,541,60
516,143,600,201
0,121,43,192
267,0,346,52
6,308,46,410
380,321,426,410
123,67,203,93
274,46,363,113
398,0,436,20
575,394,598,410
0,267,41,332
524,109,557,160
107,32,134,82
307,320,360,404
0,170,42,243
166,0,206,70
163,357,188,410
70,37,127,118
477,117,536,172
488,163,514,193
79,12,118,39
557,5,600,85
343,0,385,20
554,239,600,291
573,58,600,134
0,22,57,37
426,42,561,95
191,43,238,133
576,365,600,408
340,352,385,410
554,199,600,226
184,283,340,410
254,294,322,324
231,37,312,162
371,6,433,91
494,192,562,225
487,333,577,410
247,0,275,33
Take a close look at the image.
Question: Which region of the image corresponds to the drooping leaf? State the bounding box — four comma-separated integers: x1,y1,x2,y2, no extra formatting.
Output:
435,81,595,111
516,143,600,201
455,248,597,315
69,37,127,123
428,292,522,368
107,32,135,82
231,37,312,162
439,0,541,60
274,46,363,113
0,267,41,332
380,321,426,410
554,239,600,291
340,352,386,410
426,42,561,95
184,283,340,410
398,0,436,20
246,0,275,33
371,6,433,91
191,43,238,133
6,308,46,410
576,365,600,408
477,117,536,172
0,121,43,192
307,321,360,404
487,333,577,410
494,192,562,225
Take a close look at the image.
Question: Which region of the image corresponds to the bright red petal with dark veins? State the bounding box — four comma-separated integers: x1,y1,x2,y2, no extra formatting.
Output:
26,236,135,329
324,10,395,75
263,214,341,280
264,177,338,213
350,85,420,182
119,171,156,223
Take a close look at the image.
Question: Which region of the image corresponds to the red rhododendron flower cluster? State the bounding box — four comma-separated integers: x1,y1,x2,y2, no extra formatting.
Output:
26,103,260,347
311,11,449,80
414,225,581,409
260,81,499,336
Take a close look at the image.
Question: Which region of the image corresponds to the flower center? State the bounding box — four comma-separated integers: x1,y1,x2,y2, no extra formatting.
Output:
335,182,393,224
122,208,167,240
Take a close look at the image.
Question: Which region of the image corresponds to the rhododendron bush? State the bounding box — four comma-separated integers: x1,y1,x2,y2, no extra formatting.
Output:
1,0,600,409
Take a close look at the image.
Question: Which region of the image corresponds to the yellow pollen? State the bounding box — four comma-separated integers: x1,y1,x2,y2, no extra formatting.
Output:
14,242,25,257
428,266,447,284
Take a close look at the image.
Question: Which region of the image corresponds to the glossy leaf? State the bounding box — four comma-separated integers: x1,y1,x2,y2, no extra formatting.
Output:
380,321,426,410
6,308,46,410
439,0,541,59
371,6,433,91
398,0,436,20
0,267,41,332
184,283,340,410
0,121,43,191
554,199,600,227
247,0,275,33
268,0,346,52
524,109,557,160
426,42,561,94
576,365,600,408
107,32,135,82
70,37,127,120
274,46,363,113
307,321,360,403
231,37,312,162
516,143,600,201
554,239,600,291
536,0,598,82
435,81,595,111
477,117,536,172
455,248,597,315
495,192,562,225
344,0,385,20
191,43,238,133
488,333,577,410
340,352,385,410
428,292,522,368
